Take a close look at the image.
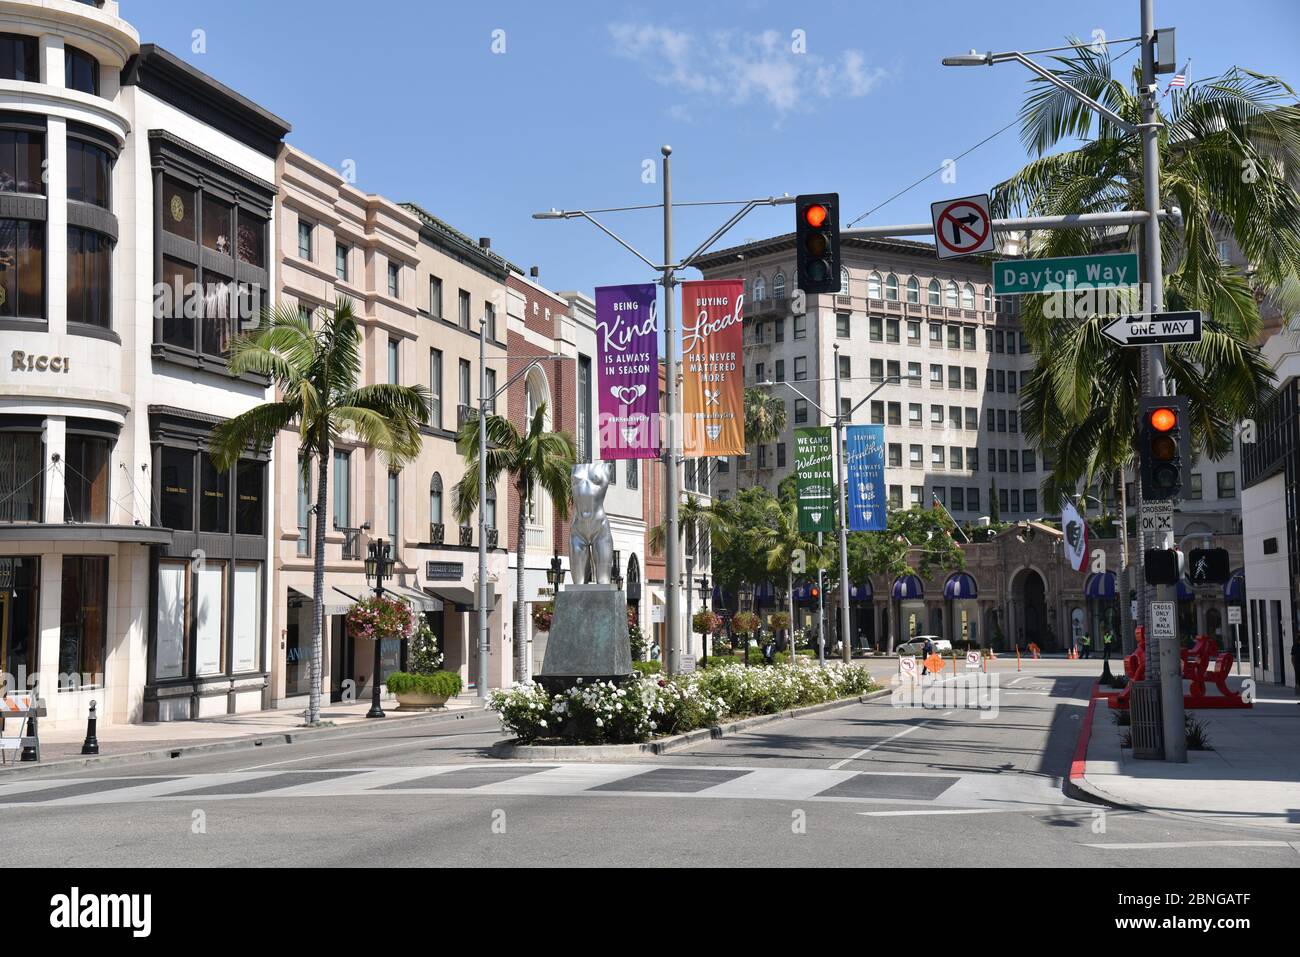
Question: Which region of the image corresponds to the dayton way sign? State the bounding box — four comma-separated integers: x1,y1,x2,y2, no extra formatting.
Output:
994,253,1139,295
1100,310,1203,347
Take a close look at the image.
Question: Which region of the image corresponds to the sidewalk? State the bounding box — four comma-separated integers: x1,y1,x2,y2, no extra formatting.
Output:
1074,675,1300,831
1,693,484,772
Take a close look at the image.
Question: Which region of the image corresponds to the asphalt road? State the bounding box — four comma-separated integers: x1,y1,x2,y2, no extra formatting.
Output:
2,661,1297,867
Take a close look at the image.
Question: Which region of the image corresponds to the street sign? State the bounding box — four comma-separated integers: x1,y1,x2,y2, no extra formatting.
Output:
425,561,464,580
680,654,697,673
1228,606,1242,626
931,194,994,259
651,604,664,623
1100,311,1203,347
994,253,1139,295
1151,601,1176,640
965,650,981,670
899,655,918,680
1139,501,1174,535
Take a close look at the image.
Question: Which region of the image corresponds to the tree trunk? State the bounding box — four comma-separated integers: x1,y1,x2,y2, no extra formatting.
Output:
309,437,330,725
515,482,529,683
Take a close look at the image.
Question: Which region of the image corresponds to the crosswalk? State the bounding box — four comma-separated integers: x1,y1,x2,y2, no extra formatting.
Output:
0,762,1080,813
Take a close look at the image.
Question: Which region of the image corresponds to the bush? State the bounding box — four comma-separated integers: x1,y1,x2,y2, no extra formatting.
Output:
408,619,443,674
632,660,661,675
488,663,880,745
386,670,462,698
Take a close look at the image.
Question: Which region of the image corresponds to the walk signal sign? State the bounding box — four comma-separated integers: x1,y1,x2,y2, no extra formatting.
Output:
1139,395,1189,502
795,193,841,294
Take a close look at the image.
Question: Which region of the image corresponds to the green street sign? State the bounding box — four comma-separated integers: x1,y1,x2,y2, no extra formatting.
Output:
795,427,834,533
993,253,1139,295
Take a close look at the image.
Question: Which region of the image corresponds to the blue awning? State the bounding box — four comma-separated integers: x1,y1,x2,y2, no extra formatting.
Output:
892,574,924,600
943,571,978,600
754,582,778,604
1084,571,1117,600
849,581,873,602
794,583,817,602
1176,578,1195,600
1224,569,1245,602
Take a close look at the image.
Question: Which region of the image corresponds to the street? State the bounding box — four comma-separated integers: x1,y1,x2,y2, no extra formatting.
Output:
4,662,1295,868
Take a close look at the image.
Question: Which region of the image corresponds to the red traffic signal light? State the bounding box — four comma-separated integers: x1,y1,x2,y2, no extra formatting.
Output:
1149,407,1177,432
1139,396,1188,502
803,204,828,228
795,193,841,295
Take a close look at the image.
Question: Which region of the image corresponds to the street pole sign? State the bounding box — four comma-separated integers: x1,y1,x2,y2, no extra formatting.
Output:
994,252,1139,295
1151,601,1176,640
1138,501,1173,536
1227,605,1242,626
930,194,994,259
1100,310,1202,347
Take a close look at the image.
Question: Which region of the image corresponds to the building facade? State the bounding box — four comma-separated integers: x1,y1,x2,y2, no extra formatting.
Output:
0,0,290,729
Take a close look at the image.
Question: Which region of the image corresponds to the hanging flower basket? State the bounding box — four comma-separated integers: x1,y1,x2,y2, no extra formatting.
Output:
532,601,555,633
345,594,415,643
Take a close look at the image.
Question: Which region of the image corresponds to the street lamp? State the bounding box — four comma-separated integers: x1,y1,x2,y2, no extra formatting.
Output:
611,550,624,590
546,551,566,591
363,537,396,719
697,574,711,665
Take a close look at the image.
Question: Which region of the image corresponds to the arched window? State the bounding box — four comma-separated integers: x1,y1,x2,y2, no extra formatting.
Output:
773,272,786,299
753,275,766,301
945,281,958,308
840,267,850,295
961,283,974,309
983,286,993,312
927,279,941,306
429,473,443,525
867,271,882,299
906,276,920,303
885,273,899,300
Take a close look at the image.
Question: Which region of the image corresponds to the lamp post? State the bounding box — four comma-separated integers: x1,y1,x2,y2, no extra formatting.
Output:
363,537,396,719
534,159,794,677
697,574,710,665
547,551,566,592
684,552,695,668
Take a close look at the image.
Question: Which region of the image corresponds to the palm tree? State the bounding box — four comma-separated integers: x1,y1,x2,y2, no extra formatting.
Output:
453,403,575,683
210,298,429,725
648,492,735,559
744,387,788,470
755,497,822,660
992,46,1297,501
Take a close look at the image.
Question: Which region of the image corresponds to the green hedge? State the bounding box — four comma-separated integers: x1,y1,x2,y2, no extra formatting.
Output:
386,670,462,697
632,660,662,675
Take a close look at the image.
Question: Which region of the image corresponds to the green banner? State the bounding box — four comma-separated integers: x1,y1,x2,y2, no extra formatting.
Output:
795,427,834,534
993,252,1139,295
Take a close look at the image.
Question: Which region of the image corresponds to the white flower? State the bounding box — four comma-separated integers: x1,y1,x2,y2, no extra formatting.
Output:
596,718,604,727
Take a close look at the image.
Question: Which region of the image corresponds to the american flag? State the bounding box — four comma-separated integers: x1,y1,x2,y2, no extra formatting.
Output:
1164,61,1190,95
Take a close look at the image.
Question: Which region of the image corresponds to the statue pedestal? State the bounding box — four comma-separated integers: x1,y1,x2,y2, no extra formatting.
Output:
534,584,632,694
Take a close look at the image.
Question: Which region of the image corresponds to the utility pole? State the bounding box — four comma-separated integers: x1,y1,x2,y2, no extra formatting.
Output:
477,316,490,701
834,343,853,664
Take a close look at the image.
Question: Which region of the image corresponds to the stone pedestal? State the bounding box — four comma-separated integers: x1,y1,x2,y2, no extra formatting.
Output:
534,584,632,694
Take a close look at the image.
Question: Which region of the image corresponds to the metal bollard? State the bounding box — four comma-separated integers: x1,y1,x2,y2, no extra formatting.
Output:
81,700,100,755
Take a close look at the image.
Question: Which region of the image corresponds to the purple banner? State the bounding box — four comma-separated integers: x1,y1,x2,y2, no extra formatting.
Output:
596,283,659,460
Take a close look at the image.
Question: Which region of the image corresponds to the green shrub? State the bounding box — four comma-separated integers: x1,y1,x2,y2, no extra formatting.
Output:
632,660,661,675
386,670,462,698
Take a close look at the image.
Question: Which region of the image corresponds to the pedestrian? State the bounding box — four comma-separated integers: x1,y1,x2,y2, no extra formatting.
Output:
1102,630,1114,662
921,636,934,675
1289,633,1300,696
1079,632,1091,659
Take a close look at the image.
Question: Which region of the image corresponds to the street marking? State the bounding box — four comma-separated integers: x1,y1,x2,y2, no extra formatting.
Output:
828,720,932,770
858,808,1019,817
235,726,498,771
1081,840,1293,850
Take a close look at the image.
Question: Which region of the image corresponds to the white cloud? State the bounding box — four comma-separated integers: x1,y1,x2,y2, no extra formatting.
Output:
608,23,886,115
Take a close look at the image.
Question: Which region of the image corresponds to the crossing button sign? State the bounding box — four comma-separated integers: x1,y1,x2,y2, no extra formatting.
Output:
931,194,994,260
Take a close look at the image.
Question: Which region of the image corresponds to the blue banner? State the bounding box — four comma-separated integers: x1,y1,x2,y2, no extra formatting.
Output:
846,424,886,532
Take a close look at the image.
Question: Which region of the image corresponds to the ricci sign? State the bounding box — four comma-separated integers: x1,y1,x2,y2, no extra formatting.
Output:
11,350,71,373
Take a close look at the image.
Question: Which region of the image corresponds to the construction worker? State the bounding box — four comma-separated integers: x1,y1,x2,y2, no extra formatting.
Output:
1080,631,1092,659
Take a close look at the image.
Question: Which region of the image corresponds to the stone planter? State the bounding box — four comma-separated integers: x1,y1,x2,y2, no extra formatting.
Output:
393,690,450,711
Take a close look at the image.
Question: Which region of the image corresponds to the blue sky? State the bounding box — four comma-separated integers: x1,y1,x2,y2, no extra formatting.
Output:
126,0,1299,294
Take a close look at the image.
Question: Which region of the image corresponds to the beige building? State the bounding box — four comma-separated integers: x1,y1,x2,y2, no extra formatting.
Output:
269,146,512,712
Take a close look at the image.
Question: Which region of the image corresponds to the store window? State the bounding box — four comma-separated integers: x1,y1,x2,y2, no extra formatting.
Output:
236,460,265,536
0,428,42,522
0,34,38,82
0,556,40,683
59,555,108,687
0,219,44,320
64,45,99,95
67,227,111,328
63,431,110,524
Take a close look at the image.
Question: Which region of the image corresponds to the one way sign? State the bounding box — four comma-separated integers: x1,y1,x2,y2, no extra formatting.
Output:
1100,310,1203,347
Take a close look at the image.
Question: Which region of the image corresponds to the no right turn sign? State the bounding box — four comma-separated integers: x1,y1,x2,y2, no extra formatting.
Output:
931,194,994,259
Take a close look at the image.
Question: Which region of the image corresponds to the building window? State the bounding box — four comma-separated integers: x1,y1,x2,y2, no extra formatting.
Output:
236,460,265,536
388,338,399,384
968,448,978,471
885,273,899,300
930,405,943,424
0,34,38,82
929,322,943,344
907,321,921,343
952,487,965,511
0,219,44,319
964,408,977,430
961,283,975,309
949,406,962,429
429,348,443,428
335,243,349,281
927,279,940,306
297,455,311,557
458,289,471,329
948,366,961,389
64,45,99,95
945,282,958,308
67,137,110,207
983,287,993,312
159,447,194,531
459,358,471,409
67,227,111,328
1216,471,1236,499
63,432,110,523
930,363,942,385
199,454,229,533
1188,473,1202,500
60,555,108,685
909,444,922,466
388,261,400,297
1022,450,1035,472
838,355,850,379
795,399,808,424
951,447,963,470
578,354,592,462
837,313,850,338
868,272,882,299
774,318,785,342
1024,489,1038,514
794,316,807,339
485,484,496,530
626,458,638,489
773,272,785,299
932,446,945,467
297,218,312,260
430,473,444,526
933,486,946,507
889,485,902,509
947,325,960,349
871,401,884,424
388,471,399,542
869,316,882,341
794,356,808,381
428,276,443,318
753,275,765,300
911,486,923,506
887,402,901,425
485,302,497,341
888,443,902,467
968,488,980,511
908,403,921,424
485,368,497,415
333,449,351,528
0,429,42,521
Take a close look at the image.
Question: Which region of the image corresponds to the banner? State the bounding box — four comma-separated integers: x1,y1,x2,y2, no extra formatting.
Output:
681,279,744,457
846,425,887,531
795,427,834,533
1061,497,1089,572
595,283,660,459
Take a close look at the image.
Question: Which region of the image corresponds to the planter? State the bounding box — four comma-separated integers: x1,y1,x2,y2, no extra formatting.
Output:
393,690,450,711
385,670,463,711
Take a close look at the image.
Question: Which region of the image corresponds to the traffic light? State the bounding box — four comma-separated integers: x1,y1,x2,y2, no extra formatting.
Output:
1144,548,1180,585
1188,547,1231,585
795,193,841,294
1138,395,1189,501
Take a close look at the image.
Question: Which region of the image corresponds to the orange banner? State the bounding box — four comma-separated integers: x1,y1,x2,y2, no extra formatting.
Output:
681,279,745,457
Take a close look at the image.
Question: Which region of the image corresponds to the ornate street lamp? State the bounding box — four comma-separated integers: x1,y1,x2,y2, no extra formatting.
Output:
363,538,396,719
546,551,566,591
611,549,623,590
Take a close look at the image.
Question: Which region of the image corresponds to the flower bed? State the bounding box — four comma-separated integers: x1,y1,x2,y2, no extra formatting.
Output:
488,662,879,745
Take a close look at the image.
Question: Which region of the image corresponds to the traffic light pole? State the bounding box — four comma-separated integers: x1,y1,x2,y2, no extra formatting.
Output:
534,161,793,677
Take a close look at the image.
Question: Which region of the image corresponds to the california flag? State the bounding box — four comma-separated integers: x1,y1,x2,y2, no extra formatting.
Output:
1060,497,1089,573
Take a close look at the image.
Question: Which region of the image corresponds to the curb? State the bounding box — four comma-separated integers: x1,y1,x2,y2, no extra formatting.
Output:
1061,679,1138,809
490,687,892,761
0,705,483,780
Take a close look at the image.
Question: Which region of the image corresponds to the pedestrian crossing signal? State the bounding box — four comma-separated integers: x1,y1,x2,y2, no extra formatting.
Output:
795,193,841,295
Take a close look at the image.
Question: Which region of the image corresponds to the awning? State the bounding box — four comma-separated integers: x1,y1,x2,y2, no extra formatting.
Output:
287,586,351,616
1084,571,1117,600
386,582,442,612
1224,568,1246,602
425,584,495,611
0,523,174,546
943,572,978,600
892,574,924,600
849,582,872,602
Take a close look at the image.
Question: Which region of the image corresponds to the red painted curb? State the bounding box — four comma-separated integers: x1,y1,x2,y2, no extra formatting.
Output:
1070,680,1101,781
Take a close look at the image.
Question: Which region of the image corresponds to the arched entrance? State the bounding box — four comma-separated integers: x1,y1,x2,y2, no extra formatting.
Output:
1010,567,1048,650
